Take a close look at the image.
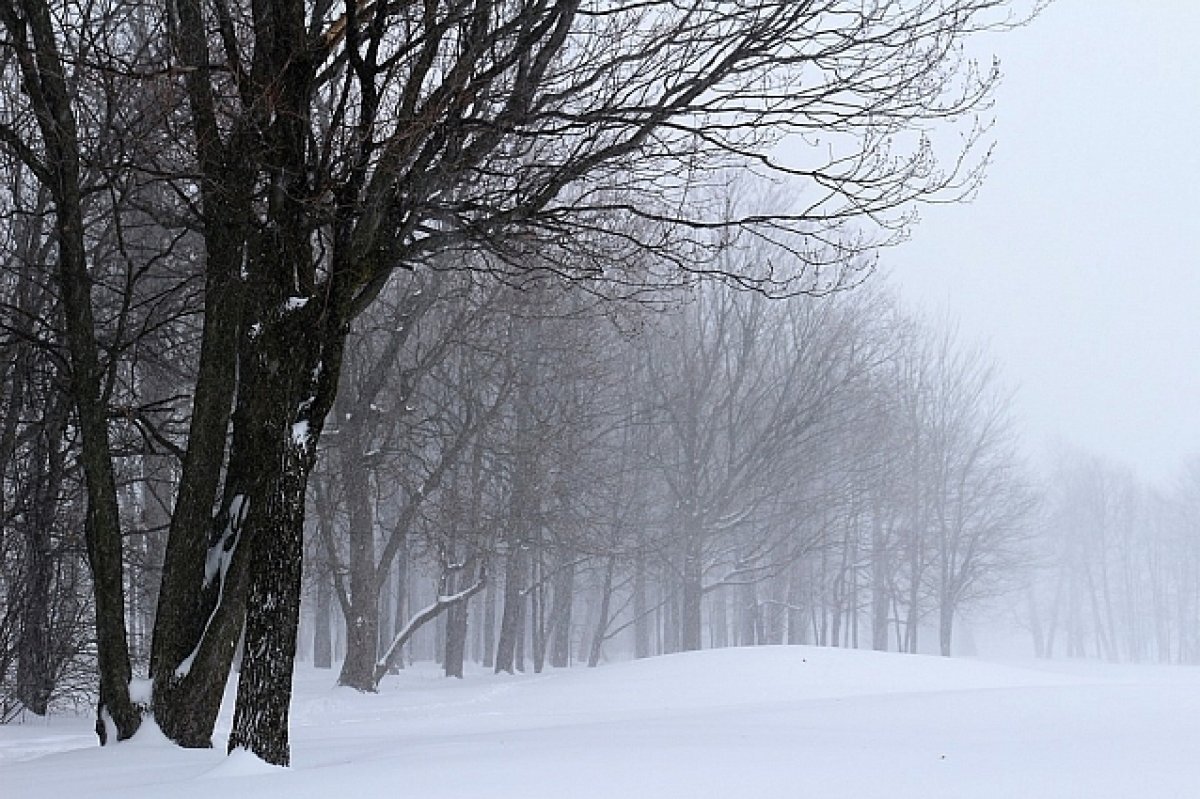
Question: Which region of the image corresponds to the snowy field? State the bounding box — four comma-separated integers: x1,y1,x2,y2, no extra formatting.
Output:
4,647,1200,798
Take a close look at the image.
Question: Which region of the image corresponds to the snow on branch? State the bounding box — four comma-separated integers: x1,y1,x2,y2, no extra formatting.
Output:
371,567,487,688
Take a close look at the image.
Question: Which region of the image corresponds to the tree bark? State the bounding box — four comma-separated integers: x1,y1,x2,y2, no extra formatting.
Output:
15,399,67,714
587,557,616,667
633,544,650,659
336,410,380,691
494,548,526,674
547,560,575,668
482,568,497,669
680,537,704,652
939,596,955,657
871,511,890,652
443,558,476,678
314,570,334,670
228,439,310,765
1,0,141,740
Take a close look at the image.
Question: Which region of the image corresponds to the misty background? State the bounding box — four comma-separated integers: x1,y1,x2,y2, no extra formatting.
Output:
2,2,1199,790
890,0,1200,489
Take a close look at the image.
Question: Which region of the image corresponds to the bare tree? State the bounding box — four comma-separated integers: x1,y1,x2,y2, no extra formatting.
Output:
1,0,1031,764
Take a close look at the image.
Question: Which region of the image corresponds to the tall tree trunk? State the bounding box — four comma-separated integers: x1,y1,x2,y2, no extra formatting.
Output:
336,411,379,691
939,594,955,657
738,579,758,647
314,569,333,670
444,558,475,679
482,567,497,669
531,552,546,673
786,565,806,645
228,437,311,764
15,400,67,715
710,587,728,649
224,276,339,763
392,534,409,671
871,512,890,652
2,0,141,739
444,598,470,678
587,557,616,667
680,537,703,652
547,560,575,668
514,585,527,673
494,548,526,674
633,544,650,659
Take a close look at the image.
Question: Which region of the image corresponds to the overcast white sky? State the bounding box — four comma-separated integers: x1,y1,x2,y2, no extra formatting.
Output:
886,0,1200,489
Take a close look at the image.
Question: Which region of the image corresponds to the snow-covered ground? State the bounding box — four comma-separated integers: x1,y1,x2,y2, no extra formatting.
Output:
5,647,1200,798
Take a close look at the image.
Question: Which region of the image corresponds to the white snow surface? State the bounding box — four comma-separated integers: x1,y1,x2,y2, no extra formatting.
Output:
5,646,1200,798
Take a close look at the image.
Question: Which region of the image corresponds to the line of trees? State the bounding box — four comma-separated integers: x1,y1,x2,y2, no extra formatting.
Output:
294,265,1038,678
1028,451,1200,663
0,0,1041,766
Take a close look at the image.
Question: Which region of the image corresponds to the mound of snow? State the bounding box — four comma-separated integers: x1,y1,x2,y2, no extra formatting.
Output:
5,647,1200,799
202,747,286,778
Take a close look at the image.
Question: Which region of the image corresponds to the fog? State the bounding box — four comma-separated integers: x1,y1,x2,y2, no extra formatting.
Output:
889,0,1200,489
3,0,1199,794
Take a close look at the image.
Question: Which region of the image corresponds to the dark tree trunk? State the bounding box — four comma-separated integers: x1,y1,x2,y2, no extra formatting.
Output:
587,557,616,667
482,568,497,669
494,548,526,674
738,579,758,647
710,587,728,649
680,538,704,652
444,555,476,678
228,445,310,765
871,512,890,651
15,401,67,714
547,560,575,668
633,545,650,659
443,579,470,679
3,0,141,740
223,236,341,762
335,411,380,692
786,567,806,645
531,553,546,673
664,576,680,654
313,568,333,670
905,539,921,654
939,594,955,657
391,534,409,671
514,584,527,673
